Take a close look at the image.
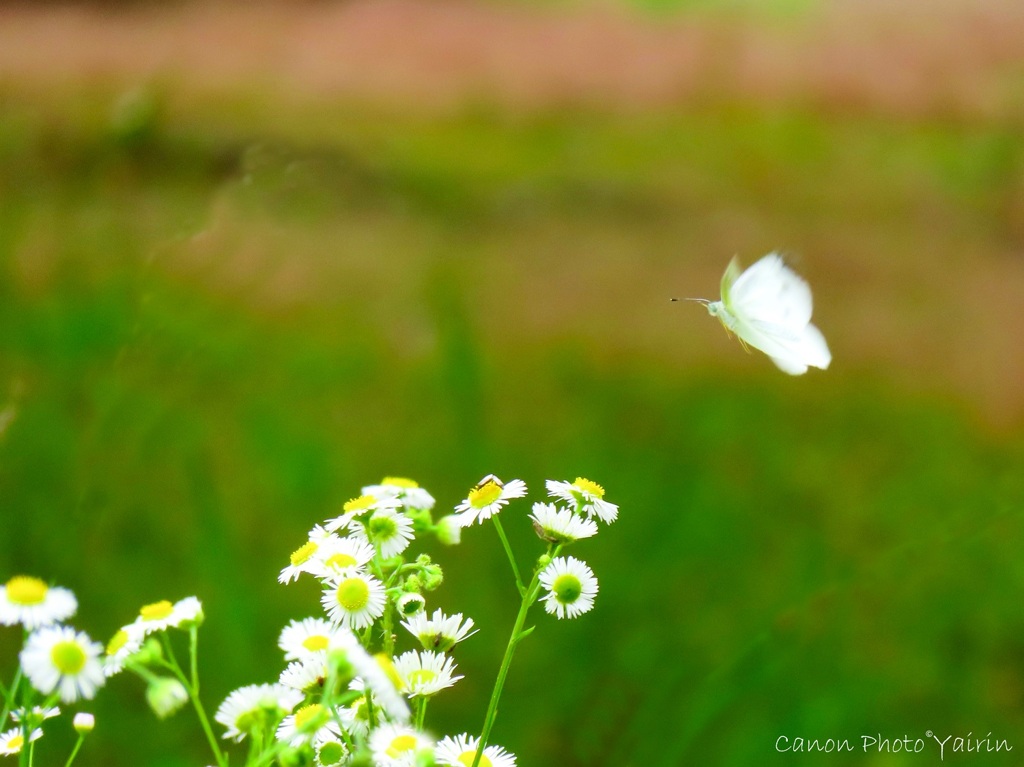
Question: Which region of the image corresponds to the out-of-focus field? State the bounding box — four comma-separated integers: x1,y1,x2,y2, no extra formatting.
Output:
1,1,1024,765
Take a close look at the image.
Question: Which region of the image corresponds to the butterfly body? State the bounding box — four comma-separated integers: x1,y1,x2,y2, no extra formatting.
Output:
702,253,831,375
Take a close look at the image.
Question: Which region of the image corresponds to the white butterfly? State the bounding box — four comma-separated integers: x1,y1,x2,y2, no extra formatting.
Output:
689,253,832,375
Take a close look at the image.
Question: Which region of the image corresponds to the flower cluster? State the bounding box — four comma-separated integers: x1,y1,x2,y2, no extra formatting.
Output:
0,576,100,762
2,472,618,767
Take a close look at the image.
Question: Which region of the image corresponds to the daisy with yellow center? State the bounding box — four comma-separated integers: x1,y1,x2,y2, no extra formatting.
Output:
394,649,463,697
538,556,598,620
275,703,341,746
545,477,618,524
308,535,375,580
0,575,77,629
279,655,328,693
362,477,436,511
278,617,348,661
19,625,105,703
454,475,527,526
103,628,144,677
435,734,517,767
339,645,411,724
0,727,42,756
320,569,386,630
324,494,400,533
279,525,338,584
126,596,204,639
369,723,434,767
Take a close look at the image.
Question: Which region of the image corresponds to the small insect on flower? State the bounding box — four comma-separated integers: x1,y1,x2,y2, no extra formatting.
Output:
679,252,831,375
455,474,527,526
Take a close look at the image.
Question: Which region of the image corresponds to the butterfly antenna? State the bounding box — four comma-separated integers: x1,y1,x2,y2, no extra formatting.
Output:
669,297,709,305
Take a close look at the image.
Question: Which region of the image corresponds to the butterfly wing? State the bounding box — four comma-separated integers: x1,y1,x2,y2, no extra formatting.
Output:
734,317,832,375
727,253,813,329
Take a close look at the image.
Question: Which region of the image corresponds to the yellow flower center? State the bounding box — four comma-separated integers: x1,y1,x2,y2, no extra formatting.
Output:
458,751,492,767
382,477,418,488
335,578,369,612
325,553,358,570
290,541,318,566
468,480,502,509
140,600,173,621
106,629,129,656
7,735,24,752
51,640,87,675
302,635,329,652
343,495,377,513
5,576,48,605
294,703,324,731
387,734,417,756
553,574,583,604
408,669,438,686
573,477,605,498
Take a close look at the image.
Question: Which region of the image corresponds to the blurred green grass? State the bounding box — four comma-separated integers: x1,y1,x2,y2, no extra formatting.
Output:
1,88,1023,766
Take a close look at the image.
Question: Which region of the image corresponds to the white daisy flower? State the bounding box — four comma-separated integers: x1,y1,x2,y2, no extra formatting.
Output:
0,727,42,756
370,723,434,767
435,514,463,546
279,526,339,584
454,475,527,526
0,575,77,629
214,683,303,743
350,508,415,559
324,494,401,533
529,502,598,544
362,477,436,511
539,556,598,619
401,609,477,653
19,625,105,703
394,650,462,697
435,734,517,767
279,655,328,694
125,596,204,639
275,703,341,746
546,477,618,524
102,628,144,677
320,570,386,630
278,617,349,661
309,536,375,579
10,705,60,725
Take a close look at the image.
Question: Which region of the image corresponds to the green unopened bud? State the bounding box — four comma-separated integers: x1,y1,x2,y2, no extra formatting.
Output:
146,677,189,719
403,574,422,593
435,515,463,545
73,713,95,734
537,554,552,570
421,564,444,592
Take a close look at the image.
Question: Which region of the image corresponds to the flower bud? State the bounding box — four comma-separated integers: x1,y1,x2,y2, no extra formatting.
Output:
145,677,189,719
397,592,425,618
435,515,463,546
73,713,95,734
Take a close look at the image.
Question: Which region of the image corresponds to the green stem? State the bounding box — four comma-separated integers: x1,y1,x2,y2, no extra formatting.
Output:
0,666,22,732
492,517,525,595
161,633,226,767
471,576,541,767
63,735,85,767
